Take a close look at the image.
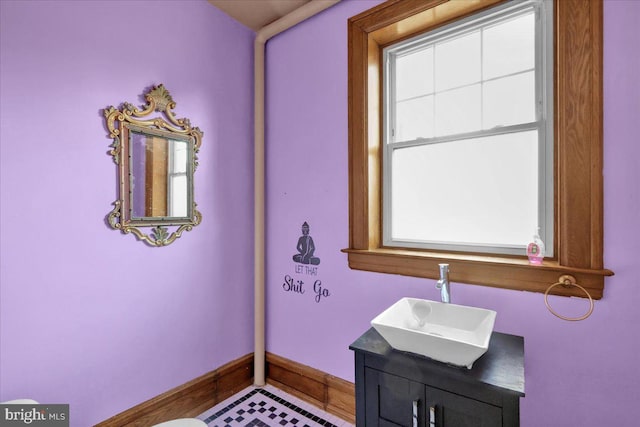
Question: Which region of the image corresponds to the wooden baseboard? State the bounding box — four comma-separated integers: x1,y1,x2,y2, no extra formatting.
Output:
94,352,355,426
95,353,253,427
266,352,355,424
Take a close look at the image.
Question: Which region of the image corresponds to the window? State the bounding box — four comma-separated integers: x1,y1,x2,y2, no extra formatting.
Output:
384,1,553,256
168,139,189,217
345,0,612,298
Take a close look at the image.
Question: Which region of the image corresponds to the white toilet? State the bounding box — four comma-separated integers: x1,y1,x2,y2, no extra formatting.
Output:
1,400,205,426
152,419,207,427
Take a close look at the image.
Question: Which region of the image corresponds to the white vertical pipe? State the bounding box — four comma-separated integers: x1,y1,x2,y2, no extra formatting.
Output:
254,39,266,386
254,0,341,387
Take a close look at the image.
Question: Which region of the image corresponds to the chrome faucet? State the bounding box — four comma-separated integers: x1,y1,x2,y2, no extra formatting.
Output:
435,263,451,303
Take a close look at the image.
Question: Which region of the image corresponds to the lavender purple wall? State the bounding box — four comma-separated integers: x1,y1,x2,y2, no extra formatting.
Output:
0,1,254,425
265,1,640,426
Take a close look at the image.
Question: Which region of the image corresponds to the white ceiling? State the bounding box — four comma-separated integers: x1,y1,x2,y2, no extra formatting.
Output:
208,0,312,31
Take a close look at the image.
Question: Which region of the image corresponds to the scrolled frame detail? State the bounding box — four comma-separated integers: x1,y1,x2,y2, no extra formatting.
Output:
104,84,203,247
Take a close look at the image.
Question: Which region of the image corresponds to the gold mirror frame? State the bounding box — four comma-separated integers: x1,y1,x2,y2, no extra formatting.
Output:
104,84,202,246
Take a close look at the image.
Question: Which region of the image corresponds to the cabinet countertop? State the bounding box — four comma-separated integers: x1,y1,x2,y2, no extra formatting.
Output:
350,328,525,397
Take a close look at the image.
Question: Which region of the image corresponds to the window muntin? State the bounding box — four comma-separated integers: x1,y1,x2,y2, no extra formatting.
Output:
383,0,553,255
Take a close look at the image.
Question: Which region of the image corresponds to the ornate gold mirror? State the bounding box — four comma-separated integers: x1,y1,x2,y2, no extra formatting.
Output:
104,84,202,246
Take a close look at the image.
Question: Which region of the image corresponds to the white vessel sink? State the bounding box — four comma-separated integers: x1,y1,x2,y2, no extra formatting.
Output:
371,297,496,369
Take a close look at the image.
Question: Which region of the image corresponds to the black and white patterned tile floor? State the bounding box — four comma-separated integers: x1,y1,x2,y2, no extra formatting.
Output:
197,384,353,427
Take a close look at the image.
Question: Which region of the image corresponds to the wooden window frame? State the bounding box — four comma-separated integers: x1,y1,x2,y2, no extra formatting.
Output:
344,0,613,299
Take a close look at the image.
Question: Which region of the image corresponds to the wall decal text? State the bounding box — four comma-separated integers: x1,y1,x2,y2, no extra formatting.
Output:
283,221,331,303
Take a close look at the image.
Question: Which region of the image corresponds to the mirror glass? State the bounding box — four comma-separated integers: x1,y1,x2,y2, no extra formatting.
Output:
129,128,192,220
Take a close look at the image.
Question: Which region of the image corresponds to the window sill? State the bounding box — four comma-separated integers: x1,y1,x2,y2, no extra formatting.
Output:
342,248,613,299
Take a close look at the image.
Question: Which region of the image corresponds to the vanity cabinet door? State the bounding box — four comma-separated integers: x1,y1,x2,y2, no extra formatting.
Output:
365,368,426,427
425,385,503,427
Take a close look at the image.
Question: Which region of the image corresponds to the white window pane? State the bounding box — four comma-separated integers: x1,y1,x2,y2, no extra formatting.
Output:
483,12,535,80
391,131,538,247
435,85,481,137
395,95,434,141
170,175,188,217
396,47,434,101
172,140,188,173
483,71,536,129
435,31,481,91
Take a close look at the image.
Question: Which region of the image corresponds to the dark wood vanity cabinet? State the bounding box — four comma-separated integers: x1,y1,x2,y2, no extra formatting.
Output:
350,328,525,427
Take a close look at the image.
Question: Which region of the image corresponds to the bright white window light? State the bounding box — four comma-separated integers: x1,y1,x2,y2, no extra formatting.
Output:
383,0,553,255
168,139,189,218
